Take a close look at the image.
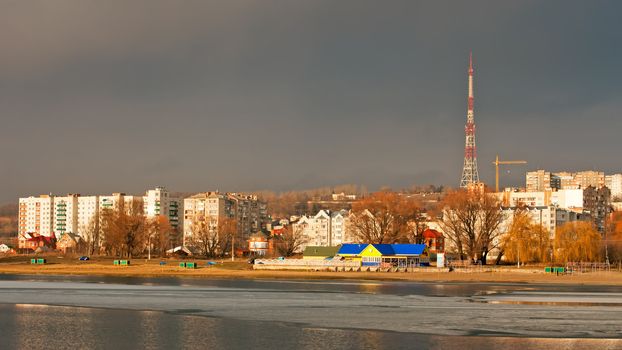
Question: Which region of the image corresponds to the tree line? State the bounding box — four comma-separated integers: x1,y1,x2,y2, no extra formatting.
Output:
344,189,614,265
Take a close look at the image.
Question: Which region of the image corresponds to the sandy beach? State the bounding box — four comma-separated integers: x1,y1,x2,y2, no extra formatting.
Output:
1,255,621,284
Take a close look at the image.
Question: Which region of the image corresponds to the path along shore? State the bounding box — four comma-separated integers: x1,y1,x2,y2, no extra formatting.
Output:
1,256,621,285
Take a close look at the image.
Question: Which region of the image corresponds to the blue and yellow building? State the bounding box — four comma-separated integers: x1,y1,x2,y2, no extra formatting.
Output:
337,243,428,268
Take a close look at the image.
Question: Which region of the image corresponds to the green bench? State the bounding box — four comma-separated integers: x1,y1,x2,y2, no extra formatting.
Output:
179,262,197,269
544,266,564,274
113,260,130,266
30,258,46,264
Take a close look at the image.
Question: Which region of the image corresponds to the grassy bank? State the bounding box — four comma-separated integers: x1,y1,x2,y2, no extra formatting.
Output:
1,254,621,285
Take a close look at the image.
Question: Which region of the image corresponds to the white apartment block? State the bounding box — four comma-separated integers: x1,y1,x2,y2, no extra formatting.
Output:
550,189,583,209
19,189,172,243
500,205,557,238
143,187,183,230
605,174,622,199
18,195,55,237
53,194,79,237
499,190,550,207
292,210,351,251
77,196,99,232
526,170,552,192
183,192,234,244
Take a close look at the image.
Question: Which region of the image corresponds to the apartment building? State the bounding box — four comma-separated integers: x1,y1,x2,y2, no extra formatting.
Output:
77,196,99,232
184,192,233,240
143,187,183,230
18,195,55,238
574,171,605,189
583,186,611,233
498,189,551,207
19,189,170,245
526,170,552,192
53,194,79,237
292,209,351,251
500,205,557,238
605,174,622,199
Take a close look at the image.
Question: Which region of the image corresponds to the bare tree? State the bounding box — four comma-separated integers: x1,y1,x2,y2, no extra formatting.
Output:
216,217,238,259
148,215,174,258
438,189,504,264
276,224,308,257
80,216,100,256
349,191,422,244
188,216,227,258
101,202,151,258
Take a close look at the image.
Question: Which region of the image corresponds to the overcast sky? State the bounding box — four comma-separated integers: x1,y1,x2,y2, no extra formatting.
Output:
1,1,621,203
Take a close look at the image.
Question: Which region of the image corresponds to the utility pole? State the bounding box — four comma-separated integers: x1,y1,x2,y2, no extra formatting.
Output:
231,233,235,262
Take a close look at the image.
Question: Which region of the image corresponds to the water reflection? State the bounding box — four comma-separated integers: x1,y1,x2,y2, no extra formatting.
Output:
1,304,620,350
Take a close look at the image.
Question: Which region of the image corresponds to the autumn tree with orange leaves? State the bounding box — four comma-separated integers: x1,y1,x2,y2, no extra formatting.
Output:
554,221,601,262
605,211,622,262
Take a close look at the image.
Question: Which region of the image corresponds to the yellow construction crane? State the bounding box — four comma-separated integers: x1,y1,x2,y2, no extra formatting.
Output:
492,155,527,192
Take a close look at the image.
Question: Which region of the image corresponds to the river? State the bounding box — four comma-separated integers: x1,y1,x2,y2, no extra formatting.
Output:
0,274,620,349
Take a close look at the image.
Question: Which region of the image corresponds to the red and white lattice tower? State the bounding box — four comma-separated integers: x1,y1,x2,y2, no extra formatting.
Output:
460,52,480,188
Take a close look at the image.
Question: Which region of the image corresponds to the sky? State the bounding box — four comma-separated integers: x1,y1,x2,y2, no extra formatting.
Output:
1,0,622,203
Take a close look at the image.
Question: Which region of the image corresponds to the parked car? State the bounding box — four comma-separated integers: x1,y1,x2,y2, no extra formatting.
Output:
79,256,90,261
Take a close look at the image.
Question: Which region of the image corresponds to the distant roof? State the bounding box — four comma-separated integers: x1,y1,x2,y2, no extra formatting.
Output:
338,244,367,255
303,246,340,257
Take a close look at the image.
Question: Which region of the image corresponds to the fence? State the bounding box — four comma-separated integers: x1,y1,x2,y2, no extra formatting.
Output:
565,262,612,273
254,259,362,270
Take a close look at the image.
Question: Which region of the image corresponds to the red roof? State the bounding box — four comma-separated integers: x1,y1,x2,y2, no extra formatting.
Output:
423,229,442,239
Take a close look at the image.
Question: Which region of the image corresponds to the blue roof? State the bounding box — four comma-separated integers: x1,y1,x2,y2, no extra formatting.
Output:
390,244,426,255
338,244,367,255
338,243,427,256
372,244,395,255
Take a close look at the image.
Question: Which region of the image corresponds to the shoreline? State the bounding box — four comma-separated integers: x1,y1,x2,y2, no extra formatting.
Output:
1,259,622,285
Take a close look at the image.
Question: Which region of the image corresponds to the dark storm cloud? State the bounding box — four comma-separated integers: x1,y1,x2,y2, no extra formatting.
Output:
1,0,621,202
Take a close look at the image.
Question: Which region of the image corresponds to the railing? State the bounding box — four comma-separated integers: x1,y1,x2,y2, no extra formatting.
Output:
255,259,360,268
565,262,611,273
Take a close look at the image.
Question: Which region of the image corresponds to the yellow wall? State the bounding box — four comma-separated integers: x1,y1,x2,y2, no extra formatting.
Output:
359,245,383,258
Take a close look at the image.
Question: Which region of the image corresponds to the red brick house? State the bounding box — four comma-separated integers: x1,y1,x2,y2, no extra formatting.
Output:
422,229,444,253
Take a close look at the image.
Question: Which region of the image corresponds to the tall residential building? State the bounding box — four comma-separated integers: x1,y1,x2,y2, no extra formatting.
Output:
574,171,605,189
526,170,552,192
143,187,183,230
605,174,622,199
53,194,79,237
583,186,611,233
18,195,55,238
183,192,265,245
553,172,575,190
77,196,99,232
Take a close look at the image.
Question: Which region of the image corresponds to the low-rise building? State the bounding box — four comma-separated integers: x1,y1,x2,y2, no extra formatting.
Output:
302,246,340,260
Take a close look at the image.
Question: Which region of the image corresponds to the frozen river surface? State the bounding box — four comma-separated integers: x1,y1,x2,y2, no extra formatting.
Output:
0,275,621,349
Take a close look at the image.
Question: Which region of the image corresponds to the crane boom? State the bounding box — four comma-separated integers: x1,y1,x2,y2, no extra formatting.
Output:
492,155,527,192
